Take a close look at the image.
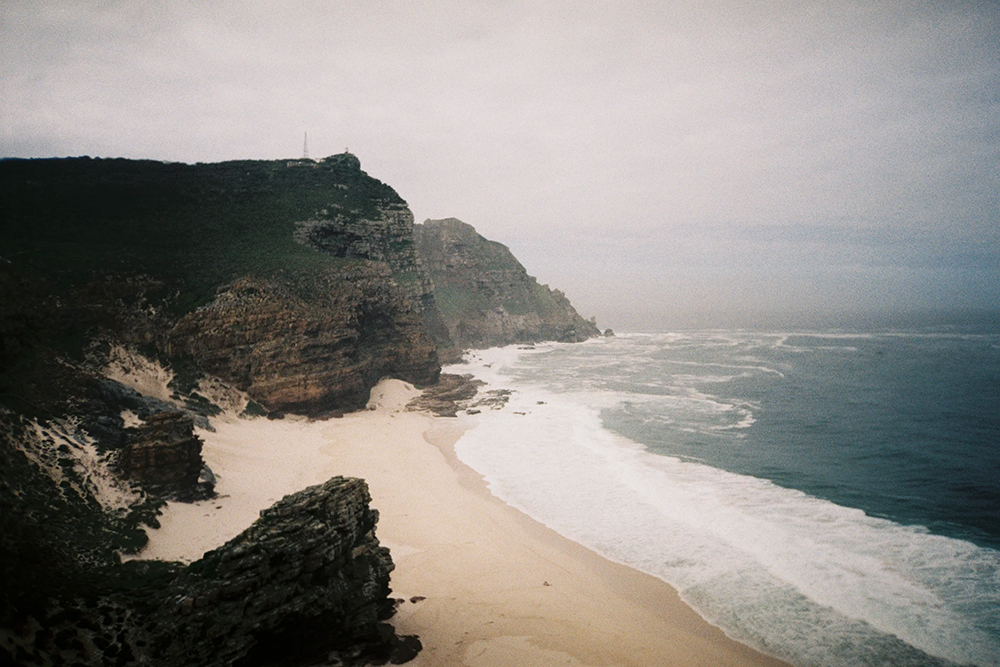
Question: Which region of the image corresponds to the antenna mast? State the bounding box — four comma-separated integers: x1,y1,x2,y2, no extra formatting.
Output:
302,132,309,160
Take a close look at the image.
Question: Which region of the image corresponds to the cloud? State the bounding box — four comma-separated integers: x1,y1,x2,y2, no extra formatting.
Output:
2,0,998,328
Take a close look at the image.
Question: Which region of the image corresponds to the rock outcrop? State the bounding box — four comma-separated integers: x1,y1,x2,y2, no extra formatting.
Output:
147,476,410,667
117,411,214,501
405,373,483,417
168,268,440,416
0,473,411,667
413,218,600,348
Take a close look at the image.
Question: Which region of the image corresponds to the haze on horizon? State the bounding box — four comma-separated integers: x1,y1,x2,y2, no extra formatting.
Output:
3,1,998,331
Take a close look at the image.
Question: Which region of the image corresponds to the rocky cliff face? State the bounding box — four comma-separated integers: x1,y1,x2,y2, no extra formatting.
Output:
168,267,439,416
1,153,447,415
117,411,214,502
0,472,410,667
413,218,600,348
293,198,451,348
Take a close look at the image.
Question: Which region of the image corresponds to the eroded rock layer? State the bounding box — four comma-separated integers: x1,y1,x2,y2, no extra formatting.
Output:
117,411,214,501
168,267,440,416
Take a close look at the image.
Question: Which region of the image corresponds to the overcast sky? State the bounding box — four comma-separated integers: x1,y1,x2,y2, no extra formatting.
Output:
3,1,999,330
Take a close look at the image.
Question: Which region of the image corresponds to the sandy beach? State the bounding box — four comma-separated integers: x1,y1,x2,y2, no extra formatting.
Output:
137,380,791,667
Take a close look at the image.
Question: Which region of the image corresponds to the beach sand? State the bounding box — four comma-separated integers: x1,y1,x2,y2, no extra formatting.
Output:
137,379,791,667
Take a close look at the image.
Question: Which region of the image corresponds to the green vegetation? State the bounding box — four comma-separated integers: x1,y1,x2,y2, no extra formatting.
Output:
433,284,482,320
0,155,402,314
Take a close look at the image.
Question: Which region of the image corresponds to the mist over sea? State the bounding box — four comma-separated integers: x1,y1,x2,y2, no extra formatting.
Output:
450,328,1000,667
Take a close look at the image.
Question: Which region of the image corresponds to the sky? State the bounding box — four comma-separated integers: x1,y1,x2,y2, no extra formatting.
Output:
3,0,999,330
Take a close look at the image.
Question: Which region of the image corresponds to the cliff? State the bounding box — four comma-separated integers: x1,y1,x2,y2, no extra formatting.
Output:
0,154,597,665
1,154,442,664
0,154,445,416
413,218,600,348
167,267,438,415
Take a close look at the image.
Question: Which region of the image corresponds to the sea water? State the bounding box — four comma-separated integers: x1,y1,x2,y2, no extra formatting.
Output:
450,330,1000,667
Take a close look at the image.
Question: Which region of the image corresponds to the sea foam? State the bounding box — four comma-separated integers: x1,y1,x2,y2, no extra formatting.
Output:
452,341,1000,667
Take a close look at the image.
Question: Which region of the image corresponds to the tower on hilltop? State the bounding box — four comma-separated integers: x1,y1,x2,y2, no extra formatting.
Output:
302,132,309,160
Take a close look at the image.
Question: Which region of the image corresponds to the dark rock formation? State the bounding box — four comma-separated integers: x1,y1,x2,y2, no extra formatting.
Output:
0,475,412,667
293,199,451,350
117,411,214,501
405,373,484,417
405,374,519,417
147,476,405,667
413,218,600,348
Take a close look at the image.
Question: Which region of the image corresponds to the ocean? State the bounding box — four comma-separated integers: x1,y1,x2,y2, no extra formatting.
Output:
448,329,1000,667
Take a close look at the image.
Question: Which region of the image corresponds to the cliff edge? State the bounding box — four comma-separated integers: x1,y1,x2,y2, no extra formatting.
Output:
413,218,599,348
1,154,443,417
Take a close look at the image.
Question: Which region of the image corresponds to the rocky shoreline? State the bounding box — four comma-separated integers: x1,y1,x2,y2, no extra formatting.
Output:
0,153,599,666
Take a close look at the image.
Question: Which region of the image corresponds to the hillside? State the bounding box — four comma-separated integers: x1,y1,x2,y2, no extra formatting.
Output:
1,153,444,416
1,153,442,666
0,154,599,666
413,218,599,348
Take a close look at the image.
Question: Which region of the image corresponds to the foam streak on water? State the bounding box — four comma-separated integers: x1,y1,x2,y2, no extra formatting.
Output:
451,338,1000,667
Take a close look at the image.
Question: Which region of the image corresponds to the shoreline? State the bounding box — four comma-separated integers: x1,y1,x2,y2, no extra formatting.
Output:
412,418,792,667
136,380,792,666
